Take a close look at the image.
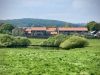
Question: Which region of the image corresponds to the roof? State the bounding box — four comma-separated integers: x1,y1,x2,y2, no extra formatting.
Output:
50,32,58,34
28,31,31,34
25,28,31,32
46,28,56,32
31,27,46,31
58,27,88,31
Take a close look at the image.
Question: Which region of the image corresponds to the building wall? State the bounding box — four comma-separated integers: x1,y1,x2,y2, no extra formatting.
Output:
58,31,88,35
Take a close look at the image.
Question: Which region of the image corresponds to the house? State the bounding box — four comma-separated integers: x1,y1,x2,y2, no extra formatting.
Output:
23,27,88,37
25,27,47,37
24,27,58,37
46,28,57,36
31,27,47,37
58,27,88,35
25,28,31,36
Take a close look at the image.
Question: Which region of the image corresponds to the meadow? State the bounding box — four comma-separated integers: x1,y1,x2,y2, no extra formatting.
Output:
0,38,100,75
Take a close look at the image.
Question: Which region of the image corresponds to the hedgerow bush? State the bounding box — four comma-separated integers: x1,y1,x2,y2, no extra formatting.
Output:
0,34,15,47
40,34,70,47
60,36,89,49
0,35,31,47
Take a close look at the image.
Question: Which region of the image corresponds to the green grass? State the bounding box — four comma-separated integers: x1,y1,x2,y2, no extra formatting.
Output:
29,38,46,45
0,39,100,75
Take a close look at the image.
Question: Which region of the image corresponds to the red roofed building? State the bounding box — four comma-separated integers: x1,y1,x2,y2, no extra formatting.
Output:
24,27,88,37
58,27,88,35
31,27,47,37
25,28,31,36
46,28,57,35
50,32,58,35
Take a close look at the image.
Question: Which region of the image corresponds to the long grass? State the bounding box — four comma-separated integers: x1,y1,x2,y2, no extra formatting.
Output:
0,38,100,75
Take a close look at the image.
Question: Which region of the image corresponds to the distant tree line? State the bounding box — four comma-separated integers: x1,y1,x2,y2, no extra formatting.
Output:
0,18,85,27
0,21,100,36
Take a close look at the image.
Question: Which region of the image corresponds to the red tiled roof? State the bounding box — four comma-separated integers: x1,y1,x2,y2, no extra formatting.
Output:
31,27,46,31
46,28,56,32
58,27,88,31
50,32,58,34
25,28,31,32
25,28,31,34
28,31,31,34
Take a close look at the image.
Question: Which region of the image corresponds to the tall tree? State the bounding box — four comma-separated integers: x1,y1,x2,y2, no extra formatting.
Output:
85,21,99,31
0,23,15,34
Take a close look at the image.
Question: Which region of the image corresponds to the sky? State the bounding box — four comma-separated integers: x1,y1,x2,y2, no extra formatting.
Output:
0,0,100,23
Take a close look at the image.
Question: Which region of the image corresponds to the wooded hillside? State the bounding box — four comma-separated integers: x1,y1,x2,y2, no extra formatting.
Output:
0,18,85,27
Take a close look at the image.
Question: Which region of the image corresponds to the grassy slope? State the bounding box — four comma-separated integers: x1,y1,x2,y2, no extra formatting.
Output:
0,39,100,75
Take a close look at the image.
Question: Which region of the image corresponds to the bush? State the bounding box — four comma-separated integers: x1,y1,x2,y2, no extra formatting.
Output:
40,34,69,47
19,37,31,46
60,36,89,49
0,35,31,47
0,34,15,47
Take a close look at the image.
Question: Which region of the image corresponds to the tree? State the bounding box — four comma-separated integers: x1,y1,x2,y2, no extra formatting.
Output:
65,23,71,27
0,23,15,34
94,23,100,31
12,27,25,36
20,31,25,36
85,21,100,31
85,21,96,31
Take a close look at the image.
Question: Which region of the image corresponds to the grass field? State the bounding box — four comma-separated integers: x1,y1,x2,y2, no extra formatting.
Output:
0,38,100,75
29,38,46,45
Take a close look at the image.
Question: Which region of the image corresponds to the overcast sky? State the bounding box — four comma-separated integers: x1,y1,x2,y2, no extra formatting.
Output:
0,0,100,23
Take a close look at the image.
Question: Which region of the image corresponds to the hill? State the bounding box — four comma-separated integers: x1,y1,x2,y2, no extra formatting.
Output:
0,18,85,27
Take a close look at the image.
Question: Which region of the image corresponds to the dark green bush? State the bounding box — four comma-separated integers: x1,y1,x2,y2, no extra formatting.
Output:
40,34,69,47
60,36,89,49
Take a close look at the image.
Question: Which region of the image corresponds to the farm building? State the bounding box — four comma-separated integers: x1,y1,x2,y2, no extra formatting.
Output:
24,27,88,37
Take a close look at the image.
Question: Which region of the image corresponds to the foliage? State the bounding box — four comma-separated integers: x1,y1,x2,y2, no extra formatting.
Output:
20,31,25,36
19,37,31,46
40,34,69,47
60,36,89,49
65,22,71,27
0,18,85,27
0,35,31,47
0,23,15,34
12,27,25,36
0,39,100,75
0,34,15,47
85,21,100,31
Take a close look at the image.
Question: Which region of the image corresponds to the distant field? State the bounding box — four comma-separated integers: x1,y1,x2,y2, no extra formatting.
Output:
0,39,100,75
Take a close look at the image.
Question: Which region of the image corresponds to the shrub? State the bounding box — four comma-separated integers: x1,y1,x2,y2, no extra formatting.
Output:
60,36,89,49
0,34,15,47
40,34,69,47
13,37,31,47
19,37,31,46
0,35,31,47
